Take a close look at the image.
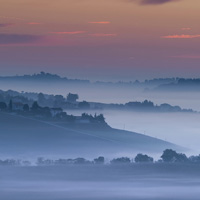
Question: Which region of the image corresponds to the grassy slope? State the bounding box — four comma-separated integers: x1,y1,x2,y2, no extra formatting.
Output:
0,112,179,157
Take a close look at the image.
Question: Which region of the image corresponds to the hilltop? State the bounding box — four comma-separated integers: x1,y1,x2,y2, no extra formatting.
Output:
0,72,179,87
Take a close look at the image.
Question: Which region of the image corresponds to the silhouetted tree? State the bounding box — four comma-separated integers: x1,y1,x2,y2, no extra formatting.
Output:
161,149,188,163
0,159,21,166
135,153,154,163
143,100,154,108
94,156,105,164
95,114,105,123
54,95,65,107
31,101,40,111
67,93,79,103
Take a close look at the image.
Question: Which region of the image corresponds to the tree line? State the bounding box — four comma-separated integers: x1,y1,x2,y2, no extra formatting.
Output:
1,149,200,166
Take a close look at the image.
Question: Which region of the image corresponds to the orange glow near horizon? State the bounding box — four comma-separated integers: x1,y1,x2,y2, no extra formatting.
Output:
0,0,200,79
89,33,117,37
50,31,86,35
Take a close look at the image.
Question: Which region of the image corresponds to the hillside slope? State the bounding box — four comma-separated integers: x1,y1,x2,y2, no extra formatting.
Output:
0,112,180,158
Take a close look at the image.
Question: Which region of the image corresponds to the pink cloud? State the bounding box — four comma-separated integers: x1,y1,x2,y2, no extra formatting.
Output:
161,34,200,39
50,31,86,35
88,21,111,24
89,33,117,37
27,22,41,25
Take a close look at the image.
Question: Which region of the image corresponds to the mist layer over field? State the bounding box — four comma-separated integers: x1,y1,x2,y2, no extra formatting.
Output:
1,164,200,200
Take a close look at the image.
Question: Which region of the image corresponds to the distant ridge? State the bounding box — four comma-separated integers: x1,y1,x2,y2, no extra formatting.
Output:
0,72,90,84
155,78,200,91
0,71,180,86
1,72,200,91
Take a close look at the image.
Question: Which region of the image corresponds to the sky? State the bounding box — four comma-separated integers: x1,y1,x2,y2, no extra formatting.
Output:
0,0,200,81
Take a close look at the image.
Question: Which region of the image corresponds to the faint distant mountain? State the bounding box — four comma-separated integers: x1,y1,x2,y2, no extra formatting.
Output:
155,78,200,91
2,72,200,93
0,72,90,84
94,78,178,88
90,100,195,113
0,72,180,88
143,78,178,86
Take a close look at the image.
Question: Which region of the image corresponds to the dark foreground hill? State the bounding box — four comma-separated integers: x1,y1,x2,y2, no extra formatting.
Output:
0,112,181,158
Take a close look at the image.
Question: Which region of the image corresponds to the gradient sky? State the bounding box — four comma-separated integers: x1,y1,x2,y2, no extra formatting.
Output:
0,0,200,81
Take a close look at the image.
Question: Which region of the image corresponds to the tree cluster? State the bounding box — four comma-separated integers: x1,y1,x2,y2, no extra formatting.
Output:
2,149,200,167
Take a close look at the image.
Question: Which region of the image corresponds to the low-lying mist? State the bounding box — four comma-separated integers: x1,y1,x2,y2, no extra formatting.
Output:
1,81,200,154
67,110,200,154
1,81,200,110
1,164,200,200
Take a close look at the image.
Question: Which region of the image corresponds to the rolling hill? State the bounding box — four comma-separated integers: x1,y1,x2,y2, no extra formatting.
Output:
0,112,181,158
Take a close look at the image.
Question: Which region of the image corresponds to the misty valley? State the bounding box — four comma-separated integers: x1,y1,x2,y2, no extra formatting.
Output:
1,73,200,199
1,0,200,198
